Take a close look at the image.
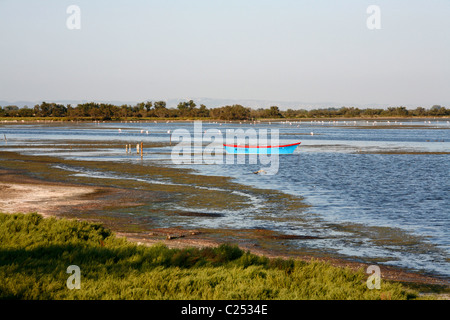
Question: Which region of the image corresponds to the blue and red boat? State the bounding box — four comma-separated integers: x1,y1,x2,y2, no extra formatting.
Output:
223,142,301,154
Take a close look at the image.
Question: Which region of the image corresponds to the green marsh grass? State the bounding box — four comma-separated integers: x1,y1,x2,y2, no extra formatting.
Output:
0,213,418,300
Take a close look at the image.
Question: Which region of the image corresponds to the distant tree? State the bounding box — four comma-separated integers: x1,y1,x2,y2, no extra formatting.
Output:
264,106,283,118
430,105,447,116
4,105,19,117
294,109,309,118
144,101,153,112
5,100,449,120
209,104,250,120
284,109,297,118
154,101,169,118
177,102,189,117
18,106,34,117
249,108,264,119
177,100,197,117
131,103,146,118
385,107,396,116
187,99,196,113
197,104,209,117
395,106,409,117
154,101,166,109
32,102,67,117
308,109,322,118
119,105,129,119
100,104,120,120
51,104,67,117
412,107,426,116
361,108,383,117
342,107,361,117
35,102,51,117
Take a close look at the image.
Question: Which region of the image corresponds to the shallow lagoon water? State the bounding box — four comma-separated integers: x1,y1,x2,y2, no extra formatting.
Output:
1,120,449,277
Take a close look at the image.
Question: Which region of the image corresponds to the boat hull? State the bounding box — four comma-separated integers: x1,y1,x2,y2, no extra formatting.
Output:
223,142,301,154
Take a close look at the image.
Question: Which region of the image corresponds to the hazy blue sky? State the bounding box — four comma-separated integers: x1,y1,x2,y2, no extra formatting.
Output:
0,0,449,107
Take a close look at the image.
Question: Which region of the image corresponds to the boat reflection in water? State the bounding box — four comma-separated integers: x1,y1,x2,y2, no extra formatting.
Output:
223,142,301,154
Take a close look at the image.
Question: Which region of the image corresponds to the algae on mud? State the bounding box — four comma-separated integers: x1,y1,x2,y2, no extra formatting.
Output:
0,149,311,255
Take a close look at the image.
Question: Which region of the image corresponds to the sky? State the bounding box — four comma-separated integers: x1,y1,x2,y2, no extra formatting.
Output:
0,0,449,108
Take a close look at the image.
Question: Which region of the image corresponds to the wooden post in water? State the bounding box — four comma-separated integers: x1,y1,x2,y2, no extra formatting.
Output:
136,143,140,154
126,144,128,153
140,142,143,158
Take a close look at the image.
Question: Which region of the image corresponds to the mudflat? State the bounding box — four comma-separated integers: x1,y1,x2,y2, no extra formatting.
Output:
0,167,448,290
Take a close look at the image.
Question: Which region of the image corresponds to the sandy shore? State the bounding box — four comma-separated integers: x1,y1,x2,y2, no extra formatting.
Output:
0,169,118,218
0,168,448,290
0,169,153,218
0,181,97,218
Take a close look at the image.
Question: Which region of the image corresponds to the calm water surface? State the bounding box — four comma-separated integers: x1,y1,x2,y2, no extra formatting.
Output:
1,120,449,277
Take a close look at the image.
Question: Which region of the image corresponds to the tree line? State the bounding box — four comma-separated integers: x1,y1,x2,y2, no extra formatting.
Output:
0,101,448,120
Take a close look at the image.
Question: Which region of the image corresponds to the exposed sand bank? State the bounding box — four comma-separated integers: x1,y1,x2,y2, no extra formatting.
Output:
0,183,97,218
0,169,154,218
0,170,99,217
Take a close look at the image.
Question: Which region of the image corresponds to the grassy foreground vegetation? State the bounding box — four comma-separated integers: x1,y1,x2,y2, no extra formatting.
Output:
0,212,419,300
